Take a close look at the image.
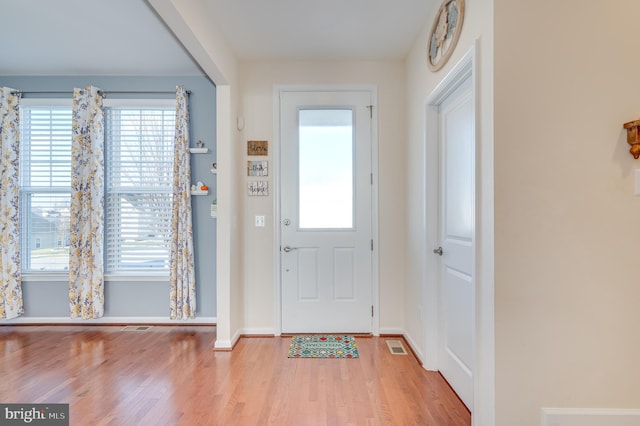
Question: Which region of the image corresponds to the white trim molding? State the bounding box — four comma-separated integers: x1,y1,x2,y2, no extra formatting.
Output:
2,316,216,325
239,328,276,336
273,84,380,337
541,408,640,426
423,39,495,426
214,328,242,350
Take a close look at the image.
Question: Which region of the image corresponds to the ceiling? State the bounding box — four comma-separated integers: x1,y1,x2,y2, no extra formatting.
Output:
0,0,202,76
0,0,435,77
202,0,435,61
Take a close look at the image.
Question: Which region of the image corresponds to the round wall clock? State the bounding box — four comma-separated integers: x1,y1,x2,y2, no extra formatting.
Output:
427,0,465,72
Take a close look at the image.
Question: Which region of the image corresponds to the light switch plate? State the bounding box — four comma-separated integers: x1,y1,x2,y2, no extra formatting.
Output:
255,215,266,227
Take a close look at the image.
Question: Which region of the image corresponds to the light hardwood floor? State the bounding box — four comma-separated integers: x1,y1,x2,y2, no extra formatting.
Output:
0,326,470,425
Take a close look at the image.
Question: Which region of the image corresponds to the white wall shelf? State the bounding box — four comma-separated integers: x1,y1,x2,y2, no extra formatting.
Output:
189,147,209,154
191,189,209,196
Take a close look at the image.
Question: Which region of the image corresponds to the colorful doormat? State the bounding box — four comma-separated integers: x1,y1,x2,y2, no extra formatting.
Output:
288,335,359,358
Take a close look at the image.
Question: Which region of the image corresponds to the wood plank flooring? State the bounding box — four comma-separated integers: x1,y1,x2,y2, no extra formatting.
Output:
0,326,470,425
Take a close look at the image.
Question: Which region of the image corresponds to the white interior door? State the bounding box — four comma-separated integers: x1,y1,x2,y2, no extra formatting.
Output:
280,90,373,334
436,76,475,410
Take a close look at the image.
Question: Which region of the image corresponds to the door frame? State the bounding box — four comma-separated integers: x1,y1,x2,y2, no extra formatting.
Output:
423,40,495,423
273,85,380,336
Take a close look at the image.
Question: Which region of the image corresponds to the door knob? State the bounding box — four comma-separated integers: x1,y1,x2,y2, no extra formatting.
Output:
283,246,298,253
433,246,443,256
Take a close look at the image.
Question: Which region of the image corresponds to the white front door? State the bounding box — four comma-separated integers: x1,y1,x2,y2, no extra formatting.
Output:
280,90,373,334
436,76,475,410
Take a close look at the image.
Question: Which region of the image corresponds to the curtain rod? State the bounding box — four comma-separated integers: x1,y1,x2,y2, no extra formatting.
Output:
10,89,191,97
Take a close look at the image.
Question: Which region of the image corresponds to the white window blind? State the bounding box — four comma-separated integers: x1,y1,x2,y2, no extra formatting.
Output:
19,106,72,272
105,107,175,273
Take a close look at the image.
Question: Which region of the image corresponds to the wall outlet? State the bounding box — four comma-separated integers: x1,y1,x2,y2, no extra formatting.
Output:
255,215,266,227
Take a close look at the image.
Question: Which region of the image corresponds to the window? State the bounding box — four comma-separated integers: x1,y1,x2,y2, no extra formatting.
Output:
19,99,175,275
19,104,72,272
105,106,175,273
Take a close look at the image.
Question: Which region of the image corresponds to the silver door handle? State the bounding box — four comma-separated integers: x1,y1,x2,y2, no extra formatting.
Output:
433,246,443,256
283,246,298,253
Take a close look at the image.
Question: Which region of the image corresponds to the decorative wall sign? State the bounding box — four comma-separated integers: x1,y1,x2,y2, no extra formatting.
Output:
248,160,268,176
247,140,268,156
248,181,268,196
427,0,465,72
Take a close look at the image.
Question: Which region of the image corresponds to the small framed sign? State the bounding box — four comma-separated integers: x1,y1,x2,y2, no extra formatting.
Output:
248,181,268,196
247,140,268,156
248,160,268,176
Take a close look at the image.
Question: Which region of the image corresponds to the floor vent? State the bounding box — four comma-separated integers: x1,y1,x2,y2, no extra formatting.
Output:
121,325,152,332
385,339,408,355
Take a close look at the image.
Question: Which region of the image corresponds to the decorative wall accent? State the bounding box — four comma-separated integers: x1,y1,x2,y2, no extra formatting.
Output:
247,140,268,156
248,181,269,196
248,160,268,176
427,0,465,72
623,118,640,159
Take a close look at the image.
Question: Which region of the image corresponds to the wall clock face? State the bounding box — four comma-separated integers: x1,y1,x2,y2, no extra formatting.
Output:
427,0,465,72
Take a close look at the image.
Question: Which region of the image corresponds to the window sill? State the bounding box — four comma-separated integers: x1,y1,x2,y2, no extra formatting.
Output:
106,274,169,282
22,272,69,282
22,272,169,283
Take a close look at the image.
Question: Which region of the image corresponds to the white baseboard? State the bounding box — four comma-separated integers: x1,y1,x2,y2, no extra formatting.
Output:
239,328,276,336
1,316,216,325
214,329,242,350
378,327,405,335
213,339,232,350
401,331,424,364
542,408,640,426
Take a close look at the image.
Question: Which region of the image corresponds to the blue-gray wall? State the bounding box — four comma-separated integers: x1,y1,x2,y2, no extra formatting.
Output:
1,76,216,319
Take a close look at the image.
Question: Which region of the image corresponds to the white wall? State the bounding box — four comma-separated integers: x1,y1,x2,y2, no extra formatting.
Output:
494,1,640,425
238,60,407,332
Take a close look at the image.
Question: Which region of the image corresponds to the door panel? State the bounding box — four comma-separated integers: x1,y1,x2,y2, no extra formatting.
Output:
334,248,355,300
443,267,473,369
297,248,319,300
280,90,372,333
438,76,475,410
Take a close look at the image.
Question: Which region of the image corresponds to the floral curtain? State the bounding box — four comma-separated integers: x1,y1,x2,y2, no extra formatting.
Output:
170,86,196,320
0,88,23,320
69,86,105,319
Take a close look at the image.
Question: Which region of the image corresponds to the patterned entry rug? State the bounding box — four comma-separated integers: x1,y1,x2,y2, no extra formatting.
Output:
288,335,359,358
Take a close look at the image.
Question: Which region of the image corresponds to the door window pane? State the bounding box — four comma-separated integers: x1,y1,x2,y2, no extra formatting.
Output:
299,109,354,229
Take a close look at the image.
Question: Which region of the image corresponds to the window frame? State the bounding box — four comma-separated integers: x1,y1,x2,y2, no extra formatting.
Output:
19,97,176,282
19,98,73,279
103,98,176,279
